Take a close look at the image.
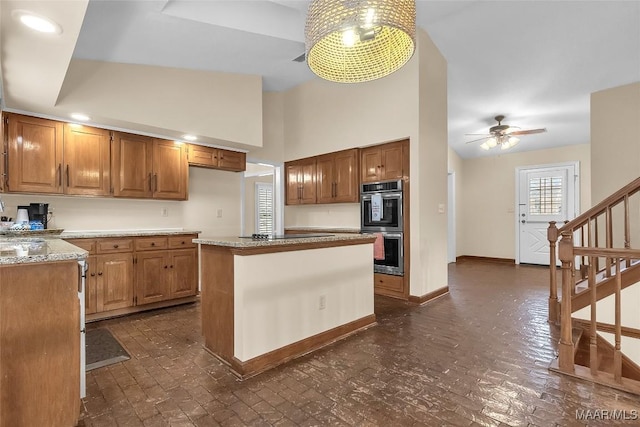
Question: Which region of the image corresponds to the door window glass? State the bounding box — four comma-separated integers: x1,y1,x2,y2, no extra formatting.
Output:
529,176,563,215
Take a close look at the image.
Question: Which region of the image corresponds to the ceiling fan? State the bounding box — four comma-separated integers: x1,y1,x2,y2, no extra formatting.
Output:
466,115,547,150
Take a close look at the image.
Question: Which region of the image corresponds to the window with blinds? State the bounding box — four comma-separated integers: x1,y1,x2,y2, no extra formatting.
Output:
255,182,274,234
529,176,563,215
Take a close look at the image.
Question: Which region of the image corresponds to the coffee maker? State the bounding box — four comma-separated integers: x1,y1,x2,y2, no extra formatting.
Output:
28,203,49,229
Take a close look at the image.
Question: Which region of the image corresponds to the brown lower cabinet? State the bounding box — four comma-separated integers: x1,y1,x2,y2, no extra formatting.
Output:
65,233,198,320
0,261,81,427
374,273,406,299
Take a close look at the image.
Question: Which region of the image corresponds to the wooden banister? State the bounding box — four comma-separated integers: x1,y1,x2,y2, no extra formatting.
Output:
559,176,640,233
547,221,559,323
558,231,575,373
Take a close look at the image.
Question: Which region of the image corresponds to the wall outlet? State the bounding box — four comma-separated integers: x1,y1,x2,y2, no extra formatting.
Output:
319,295,326,310
217,208,223,218
438,203,445,214
161,208,168,217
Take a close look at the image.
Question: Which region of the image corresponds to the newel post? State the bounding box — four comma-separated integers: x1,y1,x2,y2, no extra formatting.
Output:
548,221,559,323
558,230,575,373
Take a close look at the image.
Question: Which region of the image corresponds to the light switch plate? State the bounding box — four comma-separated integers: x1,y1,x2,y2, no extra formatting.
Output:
438,203,445,214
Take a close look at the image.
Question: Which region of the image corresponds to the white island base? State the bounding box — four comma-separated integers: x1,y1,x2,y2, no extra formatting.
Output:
197,234,376,378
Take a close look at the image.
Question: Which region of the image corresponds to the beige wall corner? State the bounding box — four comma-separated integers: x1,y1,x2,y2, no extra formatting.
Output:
56,59,263,147
249,92,285,163
411,28,448,297
458,144,591,259
591,81,640,203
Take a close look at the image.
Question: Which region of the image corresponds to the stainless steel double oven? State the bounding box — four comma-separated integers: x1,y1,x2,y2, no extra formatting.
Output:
360,180,404,276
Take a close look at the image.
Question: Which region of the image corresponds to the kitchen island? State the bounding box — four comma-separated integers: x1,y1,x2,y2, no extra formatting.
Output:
0,237,86,427
195,233,377,378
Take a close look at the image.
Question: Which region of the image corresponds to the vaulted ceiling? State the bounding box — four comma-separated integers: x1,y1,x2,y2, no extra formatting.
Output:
1,1,639,158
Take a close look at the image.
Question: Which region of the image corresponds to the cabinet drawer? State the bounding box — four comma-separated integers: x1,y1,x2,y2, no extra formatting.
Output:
65,239,96,255
96,238,134,254
374,273,404,294
168,235,197,249
135,237,168,251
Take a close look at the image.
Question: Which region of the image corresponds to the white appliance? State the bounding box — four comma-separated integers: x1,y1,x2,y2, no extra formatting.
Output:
16,208,29,224
78,260,87,398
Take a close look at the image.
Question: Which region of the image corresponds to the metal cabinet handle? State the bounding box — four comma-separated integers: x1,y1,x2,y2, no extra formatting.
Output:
113,244,119,248
151,242,155,246
154,173,158,192
98,272,103,276
66,164,70,187
58,164,62,186
164,265,168,269
148,172,153,191
170,265,174,269
181,241,185,244
90,273,96,277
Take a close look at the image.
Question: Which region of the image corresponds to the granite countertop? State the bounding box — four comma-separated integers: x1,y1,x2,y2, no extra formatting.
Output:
60,229,201,239
0,237,88,265
284,226,361,234
194,233,374,248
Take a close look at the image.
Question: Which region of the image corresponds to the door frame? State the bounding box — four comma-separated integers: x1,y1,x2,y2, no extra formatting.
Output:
447,171,456,263
514,161,580,265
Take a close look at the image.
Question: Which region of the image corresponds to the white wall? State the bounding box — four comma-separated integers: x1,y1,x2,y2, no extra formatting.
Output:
57,59,263,148
233,243,373,361
1,167,242,237
591,82,640,202
458,144,591,259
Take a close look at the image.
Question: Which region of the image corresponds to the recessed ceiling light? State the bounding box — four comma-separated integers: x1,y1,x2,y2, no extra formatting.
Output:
183,135,197,141
12,10,62,34
70,113,90,122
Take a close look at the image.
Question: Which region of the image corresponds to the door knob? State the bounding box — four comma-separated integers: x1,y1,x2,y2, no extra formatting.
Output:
521,220,526,224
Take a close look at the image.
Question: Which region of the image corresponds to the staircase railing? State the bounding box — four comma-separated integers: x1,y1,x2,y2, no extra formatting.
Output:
548,176,640,385
548,176,640,323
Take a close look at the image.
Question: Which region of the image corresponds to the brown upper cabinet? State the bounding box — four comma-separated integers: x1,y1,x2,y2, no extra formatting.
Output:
285,157,317,205
315,148,359,204
187,144,246,172
360,141,406,183
5,113,111,196
112,132,188,200
63,124,111,196
6,113,64,194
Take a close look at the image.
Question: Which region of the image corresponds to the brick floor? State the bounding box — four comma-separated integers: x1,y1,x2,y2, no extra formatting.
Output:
79,261,640,426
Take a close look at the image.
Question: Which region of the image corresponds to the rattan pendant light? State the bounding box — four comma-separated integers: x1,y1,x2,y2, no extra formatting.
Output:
305,0,416,83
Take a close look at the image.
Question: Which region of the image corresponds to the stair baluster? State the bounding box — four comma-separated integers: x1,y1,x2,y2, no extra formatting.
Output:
547,221,559,324
558,231,575,373
615,257,622,382
589,257,598,376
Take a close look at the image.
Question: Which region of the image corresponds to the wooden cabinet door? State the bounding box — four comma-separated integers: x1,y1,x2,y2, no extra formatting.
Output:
299,160,316,204
315,154,335,204
187,144,217,168
63,124,111,196
136,251,170,305
85,255,98,315
381,143,403,180
112,132,153,198
96,253,134,311
152,139,187,200
360,146,382,183
170,249,197,298
6,113,63,193
333,149,359,203
285,163,301,205
217,149,246,172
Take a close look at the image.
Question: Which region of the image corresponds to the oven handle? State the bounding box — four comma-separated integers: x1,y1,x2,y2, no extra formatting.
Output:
361,192,403,200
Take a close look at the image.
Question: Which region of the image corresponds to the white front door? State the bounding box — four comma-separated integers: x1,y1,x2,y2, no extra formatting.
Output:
517,163,578,265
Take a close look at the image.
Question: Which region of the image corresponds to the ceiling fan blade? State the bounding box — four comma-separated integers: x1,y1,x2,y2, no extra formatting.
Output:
464,133,491,136
465,136,489,144
509,128,547,136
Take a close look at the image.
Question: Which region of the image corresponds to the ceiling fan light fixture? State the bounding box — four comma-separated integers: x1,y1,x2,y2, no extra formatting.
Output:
486,137,497,148
305,0,416,83
508,136,520,147
480,142,490,150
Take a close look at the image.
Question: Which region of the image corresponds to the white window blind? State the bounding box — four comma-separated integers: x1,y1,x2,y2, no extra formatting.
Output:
529,176,563,215
255,182,274,234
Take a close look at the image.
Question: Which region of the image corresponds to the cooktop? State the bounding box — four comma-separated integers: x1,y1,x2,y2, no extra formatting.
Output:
239,233,334,240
